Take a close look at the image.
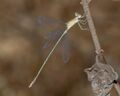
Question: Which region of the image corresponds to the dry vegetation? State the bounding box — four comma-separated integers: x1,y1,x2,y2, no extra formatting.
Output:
0,0,120,96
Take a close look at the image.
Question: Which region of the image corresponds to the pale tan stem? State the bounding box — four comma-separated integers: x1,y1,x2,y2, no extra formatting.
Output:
81,0,102,54
114,83,120,96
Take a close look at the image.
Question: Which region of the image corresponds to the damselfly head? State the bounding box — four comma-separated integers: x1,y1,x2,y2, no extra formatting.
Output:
75,12,82,20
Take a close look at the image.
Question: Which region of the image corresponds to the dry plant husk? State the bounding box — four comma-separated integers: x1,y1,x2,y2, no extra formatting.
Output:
85,55,118,96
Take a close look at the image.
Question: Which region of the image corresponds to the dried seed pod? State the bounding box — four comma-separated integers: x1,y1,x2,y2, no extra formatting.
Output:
85,55,118,96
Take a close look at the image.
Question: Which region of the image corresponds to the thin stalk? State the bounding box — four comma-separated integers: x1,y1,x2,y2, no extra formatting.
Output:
81,0,102,54
114,83,120,96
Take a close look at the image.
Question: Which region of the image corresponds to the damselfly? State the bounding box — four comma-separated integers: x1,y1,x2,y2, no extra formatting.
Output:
29,12,88,88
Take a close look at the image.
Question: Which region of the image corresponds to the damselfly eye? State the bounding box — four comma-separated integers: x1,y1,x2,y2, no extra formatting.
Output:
75,12,81,18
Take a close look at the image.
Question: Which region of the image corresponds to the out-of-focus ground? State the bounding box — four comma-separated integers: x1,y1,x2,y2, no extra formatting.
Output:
0,0,120,96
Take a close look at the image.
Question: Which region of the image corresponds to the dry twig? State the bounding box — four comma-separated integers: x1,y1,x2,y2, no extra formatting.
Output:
81,0,120,96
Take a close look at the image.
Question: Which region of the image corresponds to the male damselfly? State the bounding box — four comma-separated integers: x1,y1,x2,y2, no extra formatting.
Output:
29,12,88,88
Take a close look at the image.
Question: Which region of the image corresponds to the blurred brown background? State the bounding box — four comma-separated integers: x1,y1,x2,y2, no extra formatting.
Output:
0,0,120,96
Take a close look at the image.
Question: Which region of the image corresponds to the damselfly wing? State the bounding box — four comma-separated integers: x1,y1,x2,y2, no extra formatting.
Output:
36,16,71,63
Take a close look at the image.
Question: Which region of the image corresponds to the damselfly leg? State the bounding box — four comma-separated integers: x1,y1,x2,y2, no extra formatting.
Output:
75,13,89,30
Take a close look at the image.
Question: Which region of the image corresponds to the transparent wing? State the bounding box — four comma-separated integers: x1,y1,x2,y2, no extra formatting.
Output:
60,35,71,63
37,16,64,27
36,16,71,63
42,28,65,49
